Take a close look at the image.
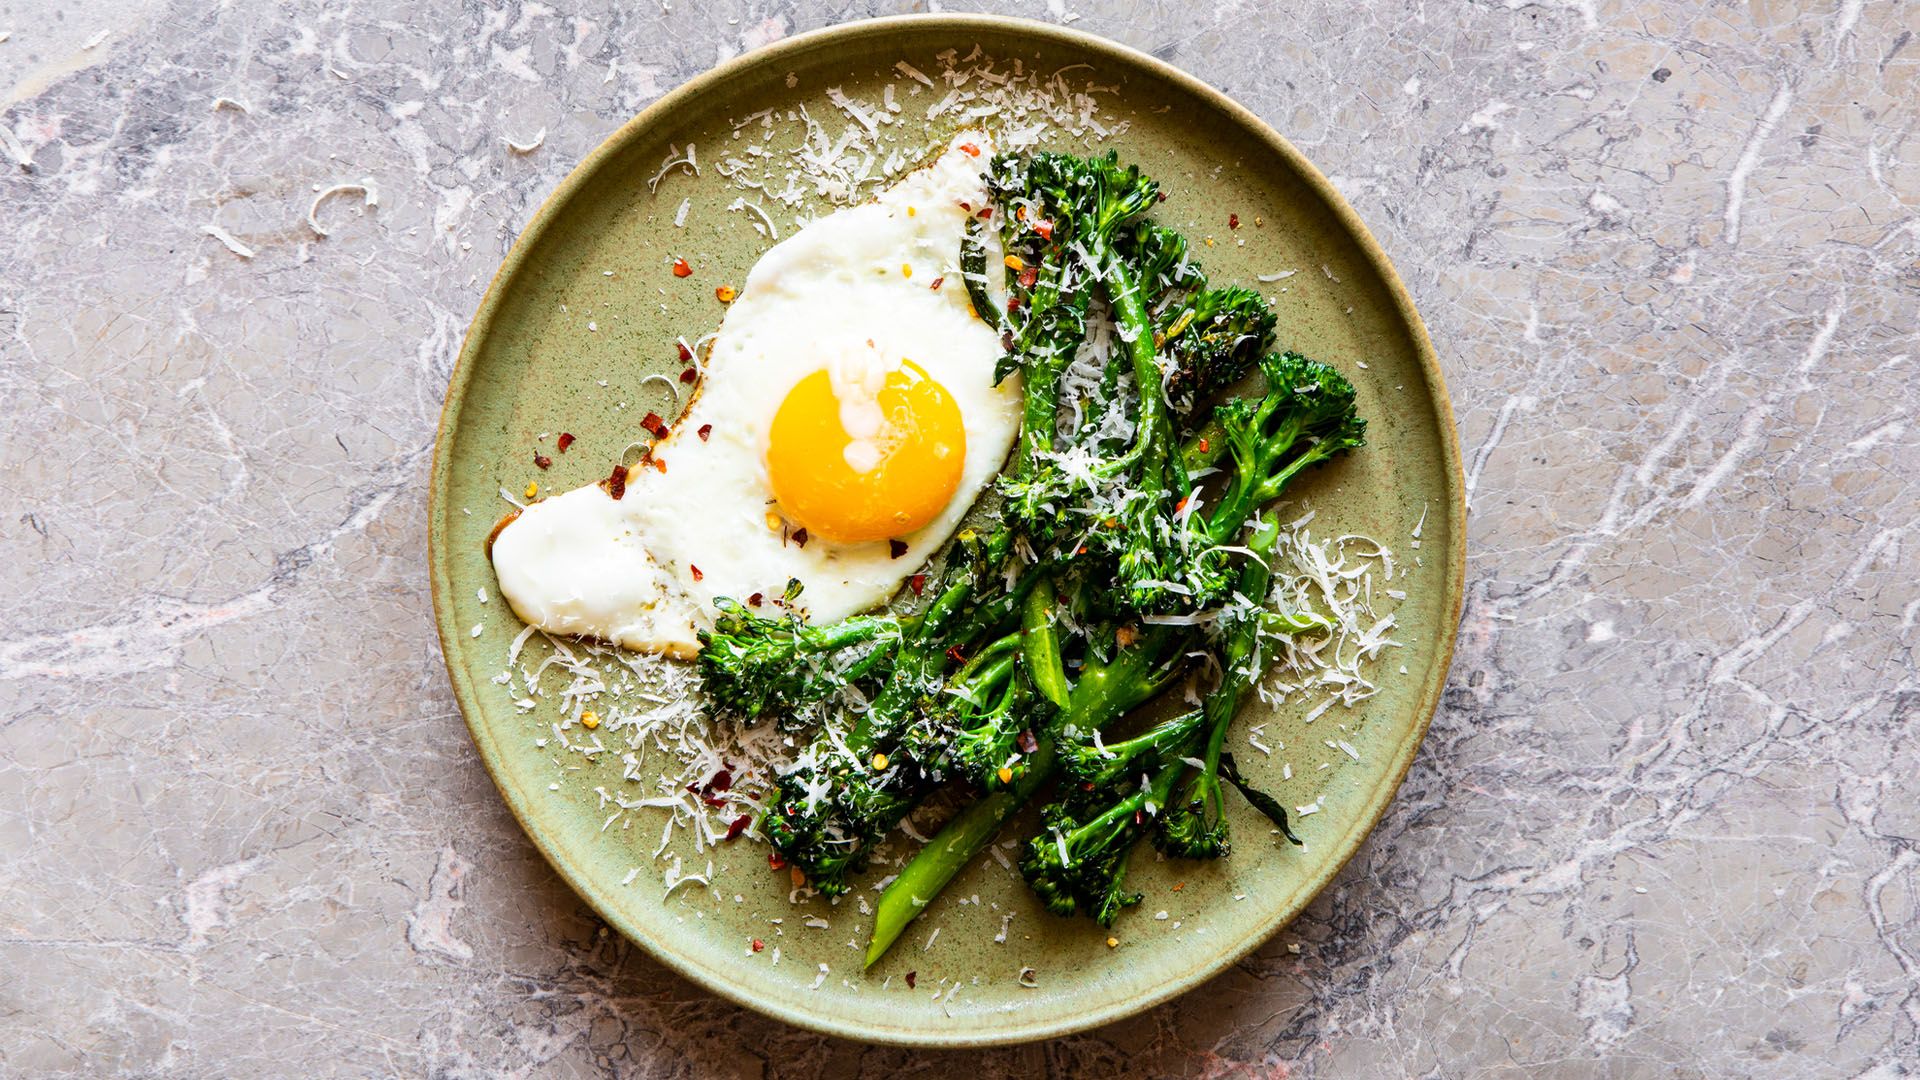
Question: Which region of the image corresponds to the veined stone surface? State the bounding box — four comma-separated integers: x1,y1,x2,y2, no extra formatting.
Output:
1,1,1915,1076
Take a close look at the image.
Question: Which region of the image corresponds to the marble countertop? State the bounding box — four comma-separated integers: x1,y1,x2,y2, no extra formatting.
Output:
3,1,1915,1075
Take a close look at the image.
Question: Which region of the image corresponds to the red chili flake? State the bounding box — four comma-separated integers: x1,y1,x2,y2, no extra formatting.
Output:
748,592,764,607
679,367,697,383
1000,330,1014,352
908,573,927,596
1018,265,1038,289
710,768,734,792
958,201,971,211
1156,191,1167,202
604,463,628,500
1006,296,1021,314
791,527,809,548
959,142,981,157
1228,213,1241,229
1034,219,1054,241
641,412,670,439
750,936,765,951
672,257,692,277
1198,437,1210,453
697,423,713,441
905,971,917,989
945,644,967,664
888,538,908,559
768,852,787,870
690,564,703,582
687,783,728,809
676,340,694,362
977,207,993,219
1174,496,1189,514
1134,808,1145,825
928,276,944,291
556,432,575,453
533,454,552,470
1017,730,1039,755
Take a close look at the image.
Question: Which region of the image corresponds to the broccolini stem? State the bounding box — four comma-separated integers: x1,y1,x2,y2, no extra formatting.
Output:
1057,757,1183,857
863,736,1056,968
1091,242,1175,489
1252,439,1342,505
864,626,1186,964
1182,418,1227,473
959,218,1004,335
1195,518,1280,788
796,615,903,655
950,649,1019,719
1066,706,1206,789
950,631,1019,691
1020,580,1071,707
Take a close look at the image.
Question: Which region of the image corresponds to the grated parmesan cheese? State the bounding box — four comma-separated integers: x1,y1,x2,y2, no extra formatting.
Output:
0,125,33,169
200,224,255,259
726,196,779,239
503,128,547,154
307,179,378,238
1255,524,1404,724
646,143,699,193
715,49,1126,212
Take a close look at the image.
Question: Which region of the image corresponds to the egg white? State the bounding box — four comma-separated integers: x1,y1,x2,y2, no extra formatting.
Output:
492,130,1016,655
488,482,702,657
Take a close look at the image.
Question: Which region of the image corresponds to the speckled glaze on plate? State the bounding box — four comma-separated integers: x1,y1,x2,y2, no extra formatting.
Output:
428,14,1465,1047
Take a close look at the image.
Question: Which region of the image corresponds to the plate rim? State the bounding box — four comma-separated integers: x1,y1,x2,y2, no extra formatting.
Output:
428,12,1467,1048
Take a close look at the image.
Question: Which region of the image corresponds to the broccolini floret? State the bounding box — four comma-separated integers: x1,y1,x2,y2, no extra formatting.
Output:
698,580,904,728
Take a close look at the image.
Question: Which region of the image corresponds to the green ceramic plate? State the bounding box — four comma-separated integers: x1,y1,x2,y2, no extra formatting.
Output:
430,14,1464,1047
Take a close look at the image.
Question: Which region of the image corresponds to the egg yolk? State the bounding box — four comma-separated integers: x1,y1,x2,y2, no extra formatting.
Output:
766,361,966,543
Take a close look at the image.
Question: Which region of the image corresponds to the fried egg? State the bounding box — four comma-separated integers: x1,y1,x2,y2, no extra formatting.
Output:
490,131,1017,657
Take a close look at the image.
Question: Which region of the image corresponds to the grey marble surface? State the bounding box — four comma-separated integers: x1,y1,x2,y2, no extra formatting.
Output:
2,0,1916,1076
